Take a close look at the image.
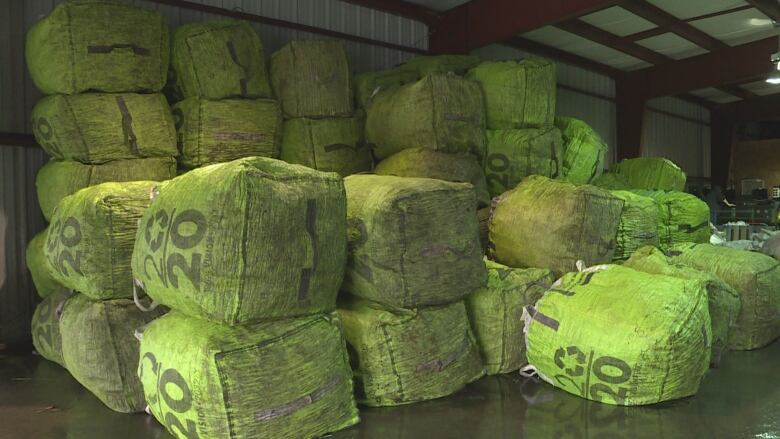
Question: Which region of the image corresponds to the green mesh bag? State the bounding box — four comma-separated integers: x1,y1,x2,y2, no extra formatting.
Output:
280,117,372,176
171,20,272,100
270,40,353,118
132,157,346,325
525,265,711,406
465,259,554,375
466,58,556,129
60,294,164,413
668,243,780,350
642,191,710,251
31,290,72,367
354,68,418,108
592,171,627,190
138,312,359,438
365,74,486,161
338,299,485,407
375,148,490,208
36,157,177,221
611,158,686,192
343,175,486,308
609,191,660,261
399,55,482,77
556,117,608,184
484,127,563,197
31,93,177,164
25,0,168,95
490,176,623,276
173,97,282,169
45,181,157,300
27,230,68,298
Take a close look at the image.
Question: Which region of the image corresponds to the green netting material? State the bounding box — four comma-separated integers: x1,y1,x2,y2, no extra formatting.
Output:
354,68,418,109
611,158,686,192
173,97,282,169
668,243,780,350
27,230,69,298
270,40,353,118
465,259,554,375
591,171,625,190
609,191,660,261
525,265,711,406
343,175,486,308
642,191,711,251
339,299,485,407
280,116,372,176
139,312,359,438
31,290,72,367
25,0,168,95
132,157,346,325
45,181,157,300
556,117,608,185
31,93,177,163
399,55,482,77
365,74,486,161
171,20,272,100
466,58,556,129
484,127,563,197
490,176,623,277
375,148,490,208
36,157,176,222
60,294,164,413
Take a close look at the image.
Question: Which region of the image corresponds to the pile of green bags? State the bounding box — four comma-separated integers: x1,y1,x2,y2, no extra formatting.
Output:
595,157,687,192
26,231,68,298
400,55,482,77
280,116,372,176
610,191,660,261
31,290,71,367
483,127,562,197
556,117,608,185
644,191,711,250
354,68,418,109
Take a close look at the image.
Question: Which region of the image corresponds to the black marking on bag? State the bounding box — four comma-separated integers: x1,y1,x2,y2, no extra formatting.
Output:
226,40,248,97
416,333,471,372
115,96,139,156
213,132,267,142
255,376,342,422
550,141,559,178
323,143,355,153
581,272,596,286
678,222,709,233
88,43,150,56
527,305,560,331
299,199,318,301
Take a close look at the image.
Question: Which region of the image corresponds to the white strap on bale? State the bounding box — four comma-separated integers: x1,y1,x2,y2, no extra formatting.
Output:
133,278,160,312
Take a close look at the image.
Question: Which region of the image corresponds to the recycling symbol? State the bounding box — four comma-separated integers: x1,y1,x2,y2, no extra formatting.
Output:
554,345,586,377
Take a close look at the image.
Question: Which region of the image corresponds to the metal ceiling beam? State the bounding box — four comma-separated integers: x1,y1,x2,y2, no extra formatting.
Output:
624,5,753,42
555,18,671,64
746,0,780,21
505,36,622,77
338,0,440,26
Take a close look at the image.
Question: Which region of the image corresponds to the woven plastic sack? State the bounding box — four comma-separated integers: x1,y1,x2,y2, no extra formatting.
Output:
466,259,554,375
45,181,157,300
31,93,177,163
173,97,282,169
343,175,486,308
31,290,72,367
132,157,346,324
484,127,563,197
668,243,780,350
365,74,486,161
280,116,372,176
36,157,176,221
609,191,660,261
466,58,556,129
525,265,711,405
490,176,623,276
611,158,686,192
375,148,490,208
339,299,485,407
60,294,164,413
400,55,482,77
556,117,608,184
592,171,627,190
139,312,359,438
354,68,418,108
644,191,710,250
27,230,68,298
171,20,272,100
25,0,168,95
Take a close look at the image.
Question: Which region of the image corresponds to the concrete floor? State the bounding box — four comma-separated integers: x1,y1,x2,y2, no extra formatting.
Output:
0,341,777,439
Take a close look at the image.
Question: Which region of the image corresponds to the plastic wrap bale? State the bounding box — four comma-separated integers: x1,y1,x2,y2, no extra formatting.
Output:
25,0,168,95
609,191,660,261
668,243,780,350
466,58,556,130
365,74,486,161
31,93,177,164
132,157,346,324
45,181,157,300
612,158,686,192
173,97,282,169
281,116,372,176
60,294,165,413
270,40,353,118
624,246,741,364
644,191,711,250
36,157,177,222
489,176,623,276
466,259,554,375
375,148,490,208
27,230,69,298
556,117,608,184
484,127,563,197
138,312,359,438
592,171,628,190
525,265,711,406
354,68,418,109
171,20,272,100
31,290,72,367
399,55,482,77
343,175,487,308
338,298,485,407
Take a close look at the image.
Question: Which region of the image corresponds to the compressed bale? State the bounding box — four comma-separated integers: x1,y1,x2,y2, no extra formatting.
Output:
644,191,711,250
339,299,485,407
610,191,660,261
25,0,168,95
31,290,72,367
26,230,68,298
132,157,346,324
31,93,177,163
139,312,359,438
343,175,487,308
556,117,608,185
484,127,563,197
45,181,157,300
525,265,711,405
365,75,486,161
400,55,482,77
490,176,623,277
354,68,418,108
612,157,686,192
280,116,372,176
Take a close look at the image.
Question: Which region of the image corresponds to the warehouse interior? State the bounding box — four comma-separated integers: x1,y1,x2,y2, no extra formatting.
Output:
0,0,778,438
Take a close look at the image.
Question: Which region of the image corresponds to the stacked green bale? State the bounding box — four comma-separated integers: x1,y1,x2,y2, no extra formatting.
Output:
400,55,482,77
26,231,68,298
280,116,372,176
31,290,72,367
525,265,711,405
556,117,608,185
354,68,418,109
644,191,711,250
610,191,660,261
599,157,687,192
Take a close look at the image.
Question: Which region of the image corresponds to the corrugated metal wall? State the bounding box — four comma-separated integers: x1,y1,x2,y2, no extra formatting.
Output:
645,97,711,178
